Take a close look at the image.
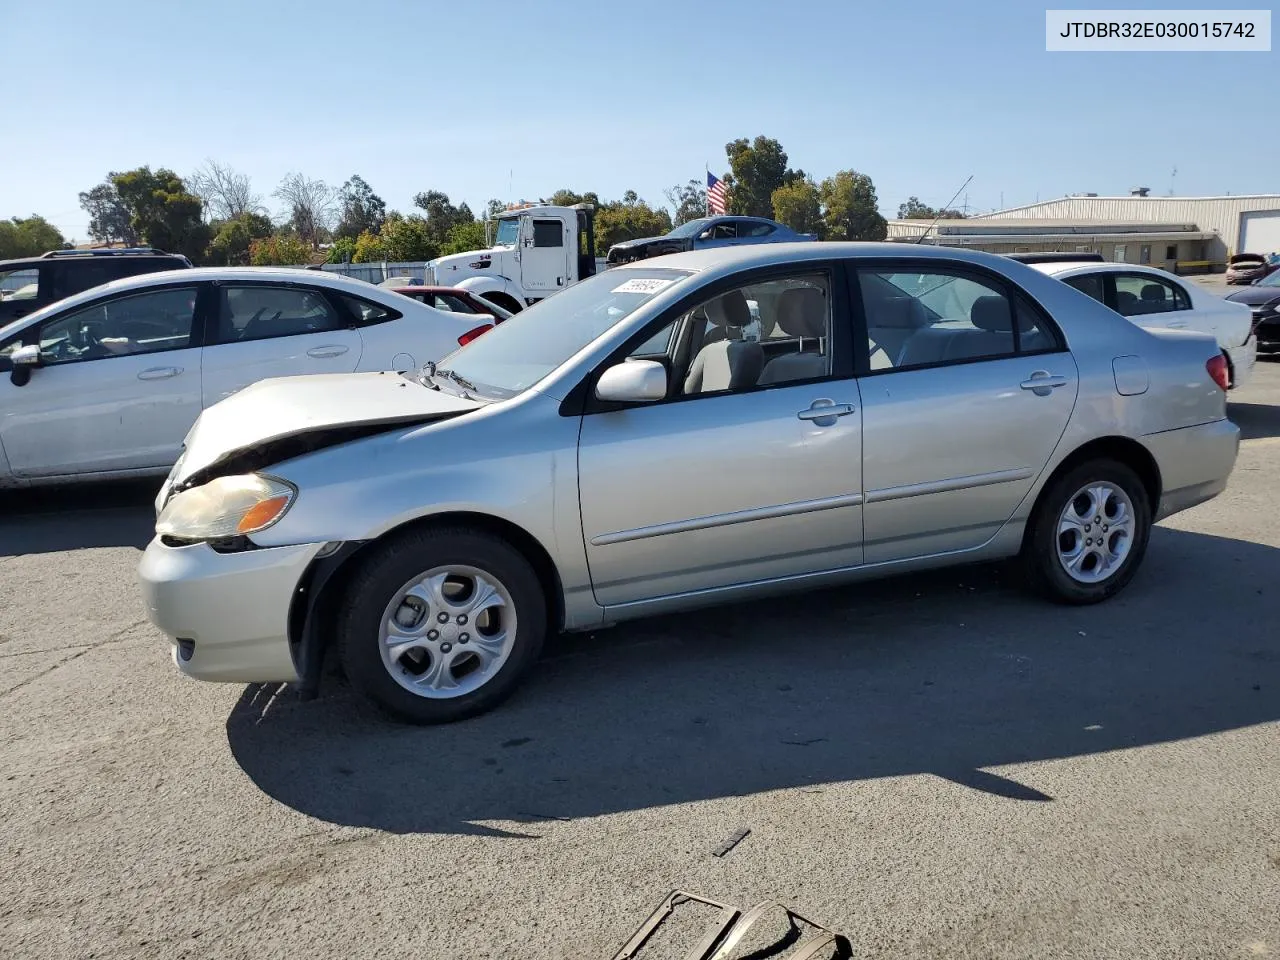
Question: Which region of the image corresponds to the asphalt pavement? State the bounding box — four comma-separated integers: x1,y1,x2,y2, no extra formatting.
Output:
1,366,1278,960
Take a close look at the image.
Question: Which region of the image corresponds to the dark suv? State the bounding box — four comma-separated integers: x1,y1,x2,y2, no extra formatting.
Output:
0,247,192,327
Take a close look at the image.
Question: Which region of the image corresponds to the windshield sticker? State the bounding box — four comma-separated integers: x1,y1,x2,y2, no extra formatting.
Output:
611,277,676,295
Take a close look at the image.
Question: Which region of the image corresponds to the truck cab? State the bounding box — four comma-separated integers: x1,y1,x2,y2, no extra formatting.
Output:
426,203,601,314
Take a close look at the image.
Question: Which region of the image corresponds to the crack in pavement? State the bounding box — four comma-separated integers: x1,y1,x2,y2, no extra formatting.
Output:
0,620,148,699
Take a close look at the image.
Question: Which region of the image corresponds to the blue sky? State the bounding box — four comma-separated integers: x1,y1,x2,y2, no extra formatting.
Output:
3,0,1276,241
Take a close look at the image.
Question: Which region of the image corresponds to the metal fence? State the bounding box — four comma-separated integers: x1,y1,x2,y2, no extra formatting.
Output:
316,261,432,285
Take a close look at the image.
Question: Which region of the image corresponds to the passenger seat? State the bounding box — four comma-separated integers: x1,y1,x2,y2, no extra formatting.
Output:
683,291,764,393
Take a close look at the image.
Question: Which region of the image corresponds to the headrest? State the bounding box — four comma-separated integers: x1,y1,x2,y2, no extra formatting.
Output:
704,289,752,328
970,295,1012,332
1140,283,1167,302
873,296,927,329
776,287,826,338
1117,290,1138,306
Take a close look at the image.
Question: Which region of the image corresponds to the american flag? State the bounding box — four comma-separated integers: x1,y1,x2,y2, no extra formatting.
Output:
706,171,728,215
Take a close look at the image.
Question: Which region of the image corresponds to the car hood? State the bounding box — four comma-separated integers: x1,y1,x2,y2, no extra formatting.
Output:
609,235,665,251
1224,287,1280,307
1228,255,1266,266
171,371,481,488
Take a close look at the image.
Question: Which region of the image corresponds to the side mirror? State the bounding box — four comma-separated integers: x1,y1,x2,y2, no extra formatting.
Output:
698,230,713,241
9,343,40,386
595,359,667,403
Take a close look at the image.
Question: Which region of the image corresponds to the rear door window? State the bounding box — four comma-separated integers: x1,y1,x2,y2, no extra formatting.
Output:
214,285,344,342
1114,273,1186,317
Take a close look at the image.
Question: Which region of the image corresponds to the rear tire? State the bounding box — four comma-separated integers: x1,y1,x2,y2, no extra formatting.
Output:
1022,459,1151,605
337,527,546,724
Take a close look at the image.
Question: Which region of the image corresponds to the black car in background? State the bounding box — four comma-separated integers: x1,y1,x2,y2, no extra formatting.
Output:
0,247,192,327
1225,269,1280,355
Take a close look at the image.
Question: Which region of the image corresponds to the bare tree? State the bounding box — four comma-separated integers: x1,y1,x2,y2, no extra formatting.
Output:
273,172,337,249
189,159,264,221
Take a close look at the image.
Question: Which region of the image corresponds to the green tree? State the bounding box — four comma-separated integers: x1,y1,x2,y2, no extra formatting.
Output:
327,236,358,263
440,220,486,255
379,212,438,261
820,170,887,241
248,234,312,266
664,179,707,226
897,196,965,220
207,212,272,265
412,190,475,248
78,180,138,245
485,198,507,220
0,216,68,259
110,167,210,261
724,136,799,218
543,189,601,208
352,230,388,263
594,194,673,256
336,174,386,239
770,179,824,237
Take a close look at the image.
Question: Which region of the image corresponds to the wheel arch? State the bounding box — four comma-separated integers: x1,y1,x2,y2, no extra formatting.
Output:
1021,435,1162,550
290,511,565,696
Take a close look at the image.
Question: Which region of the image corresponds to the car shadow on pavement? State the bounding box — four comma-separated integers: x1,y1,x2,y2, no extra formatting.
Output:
227,527,1280,836
0,479,158,556
1230,402,1280,441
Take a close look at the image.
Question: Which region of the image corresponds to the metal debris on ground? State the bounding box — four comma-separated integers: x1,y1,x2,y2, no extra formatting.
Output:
611,890,851,959
711,828,751,858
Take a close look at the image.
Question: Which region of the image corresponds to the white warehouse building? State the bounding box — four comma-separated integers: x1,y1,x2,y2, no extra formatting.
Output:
888,191,1280,272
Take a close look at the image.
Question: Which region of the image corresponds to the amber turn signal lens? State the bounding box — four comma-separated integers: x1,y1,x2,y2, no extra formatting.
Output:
237,494,291,534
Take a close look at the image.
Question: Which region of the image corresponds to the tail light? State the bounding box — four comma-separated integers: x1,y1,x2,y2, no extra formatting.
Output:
1205,354,1229,391
457,324,492,347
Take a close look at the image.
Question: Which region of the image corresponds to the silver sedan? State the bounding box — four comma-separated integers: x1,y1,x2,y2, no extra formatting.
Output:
138,243,1240,724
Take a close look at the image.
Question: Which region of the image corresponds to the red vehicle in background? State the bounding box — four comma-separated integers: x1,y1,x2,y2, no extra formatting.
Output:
391,286,515,322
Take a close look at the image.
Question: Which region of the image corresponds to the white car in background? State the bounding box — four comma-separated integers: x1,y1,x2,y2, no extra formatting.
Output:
0,268,492,486
1030,261,1257,389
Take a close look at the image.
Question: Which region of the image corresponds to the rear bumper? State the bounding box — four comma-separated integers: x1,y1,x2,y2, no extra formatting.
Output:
138,538,325,683
1144,418,1240,522
1226,336,1257,388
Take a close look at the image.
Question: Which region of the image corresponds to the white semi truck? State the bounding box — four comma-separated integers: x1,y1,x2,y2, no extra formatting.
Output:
425,202,608,314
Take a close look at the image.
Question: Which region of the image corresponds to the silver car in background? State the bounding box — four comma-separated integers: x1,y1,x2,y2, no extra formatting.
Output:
138,243,1239,724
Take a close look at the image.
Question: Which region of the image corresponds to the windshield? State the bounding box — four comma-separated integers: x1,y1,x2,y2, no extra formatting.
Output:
431,267,691,398
492,217,519,247
1257,270,1280,287
665,218,713,239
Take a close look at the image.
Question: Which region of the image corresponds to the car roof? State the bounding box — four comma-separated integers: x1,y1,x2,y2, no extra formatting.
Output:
0,267,406,338
0,251,186,270
1027,261,1175,278
613,241,1031,274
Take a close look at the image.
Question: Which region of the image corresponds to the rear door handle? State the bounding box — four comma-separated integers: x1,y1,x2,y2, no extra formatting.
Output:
307,344,349,359
1165,319,1187,328
1019,371,1069,396
797,400,856,423
137,366,181,381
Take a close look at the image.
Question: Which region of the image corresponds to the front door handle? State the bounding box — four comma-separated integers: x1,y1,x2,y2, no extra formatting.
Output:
137,366,181,381
307,344,350,359
797,399,856,425
1019,371,1069,396
1165,319,1187,328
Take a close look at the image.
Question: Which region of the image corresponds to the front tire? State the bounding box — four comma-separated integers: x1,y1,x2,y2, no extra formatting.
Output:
337,527,547,724
1023,459,1152,605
